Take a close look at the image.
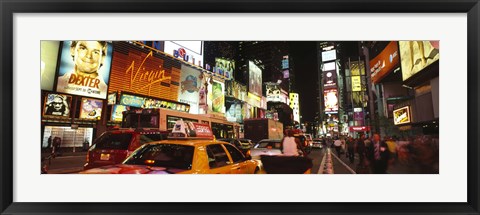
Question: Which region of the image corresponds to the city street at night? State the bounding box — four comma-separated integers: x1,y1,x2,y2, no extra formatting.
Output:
41,40,439,174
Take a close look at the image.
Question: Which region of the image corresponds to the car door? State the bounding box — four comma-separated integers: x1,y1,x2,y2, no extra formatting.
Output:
205,144,232,174
222,144,249,174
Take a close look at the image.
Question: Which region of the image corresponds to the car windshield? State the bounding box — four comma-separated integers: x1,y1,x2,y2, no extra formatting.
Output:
124,144,194,170
255,141,282,149
93,132,133,150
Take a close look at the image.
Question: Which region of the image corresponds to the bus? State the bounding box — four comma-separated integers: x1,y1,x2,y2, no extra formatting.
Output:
121,108,241,139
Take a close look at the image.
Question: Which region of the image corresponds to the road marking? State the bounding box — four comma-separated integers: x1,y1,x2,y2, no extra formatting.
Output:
317,149,327,174
331,152,356,174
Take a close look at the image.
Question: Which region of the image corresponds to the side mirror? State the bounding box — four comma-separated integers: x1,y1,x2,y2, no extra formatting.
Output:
245,150,252,160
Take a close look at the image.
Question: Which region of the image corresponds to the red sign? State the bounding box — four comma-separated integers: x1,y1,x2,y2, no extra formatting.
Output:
349,126,370,132
191,123,214,138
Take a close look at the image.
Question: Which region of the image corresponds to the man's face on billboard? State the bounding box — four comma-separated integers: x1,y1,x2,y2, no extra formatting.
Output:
52,97,63,111
71,41,105,75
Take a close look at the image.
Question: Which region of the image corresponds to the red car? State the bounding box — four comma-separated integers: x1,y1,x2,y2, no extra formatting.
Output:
84,128,169,170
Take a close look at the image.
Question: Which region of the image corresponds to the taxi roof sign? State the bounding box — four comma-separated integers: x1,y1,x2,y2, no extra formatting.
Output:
169,120,214,139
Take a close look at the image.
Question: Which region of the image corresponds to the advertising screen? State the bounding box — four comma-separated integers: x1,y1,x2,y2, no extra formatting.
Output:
109,42,179,101
215,58,235,80
79,98,103,120
225,99,243,123
266,84,281,102
323,69,337,89
41,41,60,91
43,93,72,117
282,55,289,69
351,76,362,92
248,61,263,97
399,41,439,81
393,106,411,125
107,93,116,105
322,49,337,62
289,93,300,123
324,89,339,113
207,79,225,113
56,41,113,99
164,41,204,67
111,105,129,122
178,65,201,114
369,41,400,84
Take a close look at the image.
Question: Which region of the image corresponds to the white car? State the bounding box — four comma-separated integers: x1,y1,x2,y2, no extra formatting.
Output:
250,139,283,160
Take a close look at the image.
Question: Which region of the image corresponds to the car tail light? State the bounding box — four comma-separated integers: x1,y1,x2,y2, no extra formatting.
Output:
86,152,90,163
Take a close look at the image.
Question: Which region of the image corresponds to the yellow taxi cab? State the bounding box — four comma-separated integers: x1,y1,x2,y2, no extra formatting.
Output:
81,121,261,174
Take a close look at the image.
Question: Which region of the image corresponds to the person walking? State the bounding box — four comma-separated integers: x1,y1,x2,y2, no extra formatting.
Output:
366,134,390,174
334,137,342,157
346,137,355,164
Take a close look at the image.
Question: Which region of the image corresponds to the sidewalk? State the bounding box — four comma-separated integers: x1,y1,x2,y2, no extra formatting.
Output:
42,149,88,174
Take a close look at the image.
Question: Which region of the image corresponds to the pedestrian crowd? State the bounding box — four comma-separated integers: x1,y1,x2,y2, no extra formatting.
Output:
317,133,439,174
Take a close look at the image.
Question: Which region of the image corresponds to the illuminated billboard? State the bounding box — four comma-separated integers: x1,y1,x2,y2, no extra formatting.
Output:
208,79,225,113
324,89,338,113
369,41,400,84
111,105,130,122
225,99,243,123
56,41,113,99
351,76,362,92
393,106,411,125
282,55,289,69
178,65,201,114
289,93,300,123
248,61,263,97
41,41,60,91
79,98,103,120
164,41,204,67
322,49,337,62
109,42,179,101
107,93,117,105
119,93,190,113
43,93,72,117
399,41,439,81
215,58,235,80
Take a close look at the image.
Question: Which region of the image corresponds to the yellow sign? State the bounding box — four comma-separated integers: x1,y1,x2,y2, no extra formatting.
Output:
351,76,361,92
393,106,411,125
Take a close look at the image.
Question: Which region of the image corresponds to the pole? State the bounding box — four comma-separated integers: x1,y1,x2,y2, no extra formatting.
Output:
73,131,76,152
362,45,376,137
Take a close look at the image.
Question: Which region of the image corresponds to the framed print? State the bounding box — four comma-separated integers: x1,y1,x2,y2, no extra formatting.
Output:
1,0,480,215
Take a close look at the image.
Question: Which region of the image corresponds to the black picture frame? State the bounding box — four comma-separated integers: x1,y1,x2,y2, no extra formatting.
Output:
1,0,479,214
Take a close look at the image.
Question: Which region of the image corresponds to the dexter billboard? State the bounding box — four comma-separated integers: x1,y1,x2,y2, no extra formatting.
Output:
399,41,439,81
56,41,113,99
393,106,411,125
369,41,400,84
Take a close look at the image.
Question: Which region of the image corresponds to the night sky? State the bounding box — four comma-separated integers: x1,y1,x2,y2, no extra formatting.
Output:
289,42,319,123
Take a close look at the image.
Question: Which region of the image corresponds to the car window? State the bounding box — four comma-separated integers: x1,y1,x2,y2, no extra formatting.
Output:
207,144,230,168
124,144,194,170
139,133,166,145
94,133,133,150
223,144,245,163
